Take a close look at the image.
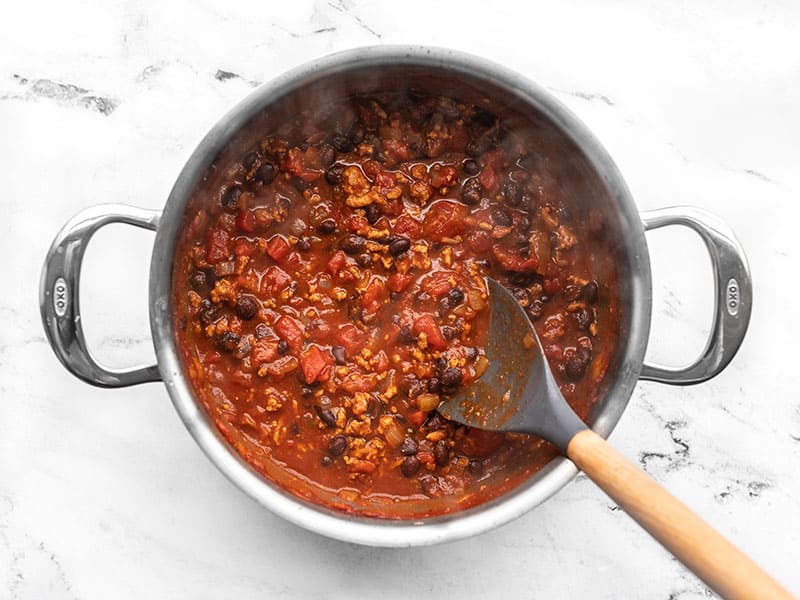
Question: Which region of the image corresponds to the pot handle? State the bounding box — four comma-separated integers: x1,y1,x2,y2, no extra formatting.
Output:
40,204,163,387
639,206,752,385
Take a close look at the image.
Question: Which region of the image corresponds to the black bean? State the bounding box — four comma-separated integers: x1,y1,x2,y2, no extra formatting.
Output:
276,339,289,355
441,325,456,340
320,455,333,467
400,437,418,456
503,181,522,206
406,375,425,400
563,284,584,302
356,253,372,267
465,136,491,157
363,204,381,225
434,440,449,466
419,474,438,495
234,295,259,320
398,324,415,344
216,331,240,353
388,236,411,256
220,185,242,211
189,270,208,291
317,219,336,235
317,143,336,167
332,345,346,365
328,435,348,456
463,159,480,175
441,367,463,390
255,163,276,185
242,151,260,170
401,455,421,477
340,234,366,255
348,123,366,146
467,458,484,476
297,237,311,251
199,305,218,326
448,287,464,306
464,347,478,362
427,377,441,393
526,300,544,321
329,133,354,153
315,406,338,428
565,347,592,381
461,178,482,205
491,208,513,227
425,412,445,430
583,280,599,304
512,287,530,307
325,163,345,185
472,109,496,128
575,307,595,330
508,271,538,287
292,176,309,192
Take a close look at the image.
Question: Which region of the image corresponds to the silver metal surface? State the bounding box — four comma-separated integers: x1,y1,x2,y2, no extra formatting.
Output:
640,207,752,384
40,46,752,546
40,204,162,387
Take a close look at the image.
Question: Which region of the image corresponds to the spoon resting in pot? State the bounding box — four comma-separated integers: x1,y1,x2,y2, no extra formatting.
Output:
438,278,791,600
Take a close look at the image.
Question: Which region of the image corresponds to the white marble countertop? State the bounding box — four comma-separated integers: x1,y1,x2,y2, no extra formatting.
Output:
2,2,799,598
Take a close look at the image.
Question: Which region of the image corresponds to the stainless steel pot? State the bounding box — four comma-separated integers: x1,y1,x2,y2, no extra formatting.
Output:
39,46,752,547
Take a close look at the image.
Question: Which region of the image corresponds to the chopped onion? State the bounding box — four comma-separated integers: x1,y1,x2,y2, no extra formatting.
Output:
473,356,490,378
467,290,486,311
214,261,236,277
416,393,441,412
383,418,405,448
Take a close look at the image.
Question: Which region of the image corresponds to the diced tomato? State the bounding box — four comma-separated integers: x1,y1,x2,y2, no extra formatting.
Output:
543,277,562,295
422,271,458,299
492,245,539,272
412,314,447,351
407,410,430,429
283,251,304,273
261,265,291,294
374,170,395,190
361,277,386,315
422,200,469,241
203,350,222,364
430,165,458,189
266,235,290,262
479,163,498,191
233,239,255,257
205,228,230,264
236,209,257,233
300,345,334,384
373,350,389,372
275,315,304,352
387,273,414,293
417,451,435,465
361,160,381,180
298,169,322,182
251,339,279,366
393,214,422,240
280,147,304,175
469,229,493,254
383,139,410,163
326,250,347,277
336,323,365,356
347,214,370,234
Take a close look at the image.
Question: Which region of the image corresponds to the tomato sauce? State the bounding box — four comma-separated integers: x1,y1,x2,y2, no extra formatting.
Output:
172,92,617,518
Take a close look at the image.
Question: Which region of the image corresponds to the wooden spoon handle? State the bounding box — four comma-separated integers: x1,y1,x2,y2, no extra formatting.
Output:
567,429,792,599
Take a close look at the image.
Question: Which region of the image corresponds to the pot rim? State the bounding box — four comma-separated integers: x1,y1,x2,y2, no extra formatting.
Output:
148,45,651,547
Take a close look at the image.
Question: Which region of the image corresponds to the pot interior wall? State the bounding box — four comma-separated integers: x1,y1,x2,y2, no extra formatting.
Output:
165,57,644,523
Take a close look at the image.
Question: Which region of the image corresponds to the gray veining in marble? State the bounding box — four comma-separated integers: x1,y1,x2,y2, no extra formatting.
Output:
1,1,799,598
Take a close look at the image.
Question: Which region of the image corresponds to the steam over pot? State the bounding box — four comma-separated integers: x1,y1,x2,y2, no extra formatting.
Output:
40,46,751,546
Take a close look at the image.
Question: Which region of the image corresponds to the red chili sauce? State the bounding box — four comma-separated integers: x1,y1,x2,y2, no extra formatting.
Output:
172,92,617,518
